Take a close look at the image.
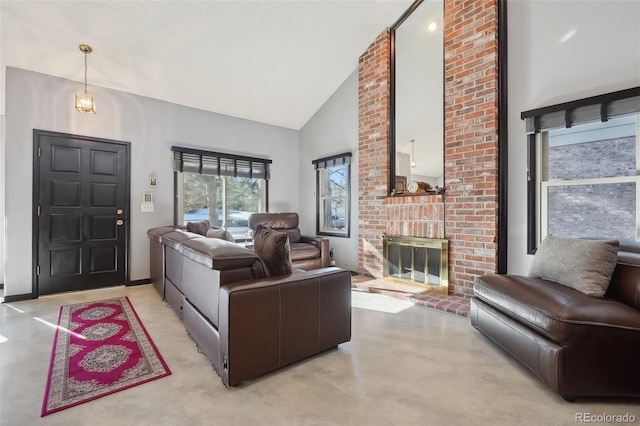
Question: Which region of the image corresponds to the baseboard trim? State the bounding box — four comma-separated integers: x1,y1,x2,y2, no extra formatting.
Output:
3,293,36,303
128,278,151,287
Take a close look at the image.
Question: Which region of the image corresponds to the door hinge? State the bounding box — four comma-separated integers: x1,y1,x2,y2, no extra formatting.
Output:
36,265,40,276
37,205,41,216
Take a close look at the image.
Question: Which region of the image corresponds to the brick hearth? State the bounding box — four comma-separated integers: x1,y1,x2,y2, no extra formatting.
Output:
351,276,470,318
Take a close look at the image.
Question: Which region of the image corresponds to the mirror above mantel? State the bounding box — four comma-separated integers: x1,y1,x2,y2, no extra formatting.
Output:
390,0,444,195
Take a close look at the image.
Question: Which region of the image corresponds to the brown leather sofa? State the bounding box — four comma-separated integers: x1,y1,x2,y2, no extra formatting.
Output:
470,241,640,400
248,212,329,270
147,226,351,387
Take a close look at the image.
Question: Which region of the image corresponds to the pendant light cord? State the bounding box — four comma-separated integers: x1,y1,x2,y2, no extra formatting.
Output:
84,52,88,93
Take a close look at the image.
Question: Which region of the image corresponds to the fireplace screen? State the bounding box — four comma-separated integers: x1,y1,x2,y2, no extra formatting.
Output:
383,236,448,293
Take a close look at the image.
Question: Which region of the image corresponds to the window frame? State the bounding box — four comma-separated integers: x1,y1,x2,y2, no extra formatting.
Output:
172,146,271,240
313,152,352,238
536,125,640,244
523,87,640,253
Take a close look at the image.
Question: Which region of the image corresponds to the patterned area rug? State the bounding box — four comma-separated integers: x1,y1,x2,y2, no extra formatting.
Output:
42,296,171,416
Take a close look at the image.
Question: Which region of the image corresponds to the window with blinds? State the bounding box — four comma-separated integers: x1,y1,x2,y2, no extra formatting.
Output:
172,146,271,241
521,87,640,253
313,152,352,237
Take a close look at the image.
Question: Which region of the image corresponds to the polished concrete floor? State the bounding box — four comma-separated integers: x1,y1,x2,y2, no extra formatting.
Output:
1,284,639,426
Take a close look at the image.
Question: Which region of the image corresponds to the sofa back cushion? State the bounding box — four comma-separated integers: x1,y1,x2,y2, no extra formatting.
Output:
249,212,299,229
180,236,261,271
607,242,640,309
281,228,301,244
253,224,293,276
206,227,236,242
249,213,301,243
529,235,619,297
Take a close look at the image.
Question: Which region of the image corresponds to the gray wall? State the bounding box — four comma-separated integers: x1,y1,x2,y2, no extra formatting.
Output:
299,69,359,271
0,115,4,285
4,67,300,297
507,0,640,274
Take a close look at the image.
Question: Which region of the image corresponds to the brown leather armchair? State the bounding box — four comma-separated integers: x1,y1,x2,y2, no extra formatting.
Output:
248,212,330,270
471,241,640,400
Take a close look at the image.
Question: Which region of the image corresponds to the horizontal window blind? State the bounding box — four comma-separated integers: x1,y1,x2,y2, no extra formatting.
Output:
521,87,640,135
312,152,352,170
172,146,271,179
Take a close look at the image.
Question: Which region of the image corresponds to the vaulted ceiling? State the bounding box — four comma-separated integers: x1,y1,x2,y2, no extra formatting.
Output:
1,0,412,129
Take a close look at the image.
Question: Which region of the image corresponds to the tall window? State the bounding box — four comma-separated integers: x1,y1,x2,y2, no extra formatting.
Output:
172,146,271,241
522,87,640,253
313,153,351,237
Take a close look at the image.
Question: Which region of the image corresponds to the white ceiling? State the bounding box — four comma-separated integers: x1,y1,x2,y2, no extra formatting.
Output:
1,0,413,130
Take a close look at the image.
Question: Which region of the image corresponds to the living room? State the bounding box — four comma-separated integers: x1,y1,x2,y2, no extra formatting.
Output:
1,0,640,424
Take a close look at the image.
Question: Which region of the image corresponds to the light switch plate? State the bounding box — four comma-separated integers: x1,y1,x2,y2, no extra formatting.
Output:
141,203,154,212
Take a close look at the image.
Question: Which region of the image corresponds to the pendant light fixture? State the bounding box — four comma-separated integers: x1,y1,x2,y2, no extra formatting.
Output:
75,44,96,113
410,139,417,168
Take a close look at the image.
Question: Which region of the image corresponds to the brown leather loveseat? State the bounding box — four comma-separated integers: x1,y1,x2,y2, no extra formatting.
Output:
147,226,352,386
248,212,329,270
470,240,640,400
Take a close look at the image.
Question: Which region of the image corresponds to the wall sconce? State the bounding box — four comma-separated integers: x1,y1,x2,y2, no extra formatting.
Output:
410,139,417,168
75,44,96,113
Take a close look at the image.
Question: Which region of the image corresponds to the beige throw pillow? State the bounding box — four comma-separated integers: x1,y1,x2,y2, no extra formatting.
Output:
253,224,292,276
206,227,236,242
529,235,619,297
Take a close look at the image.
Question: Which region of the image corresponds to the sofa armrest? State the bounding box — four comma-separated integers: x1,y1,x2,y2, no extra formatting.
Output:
300,235,330,267
218,267,351,386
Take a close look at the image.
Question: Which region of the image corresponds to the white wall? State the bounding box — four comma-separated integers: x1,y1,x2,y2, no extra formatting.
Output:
0,114,5,285
507,1,640,274
299,69,359,271
4,67,300,297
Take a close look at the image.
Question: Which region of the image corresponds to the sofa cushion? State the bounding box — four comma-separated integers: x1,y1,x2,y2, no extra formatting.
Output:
254,224,293,276
180,236,260,270
474,274,640,344
249,212,299,230
147,225,178,242
529,236,619,297
160,230,202,250
248,213,301,243
290,242,321,261
206,227,236,242
282,228,301,244
186,220,211,236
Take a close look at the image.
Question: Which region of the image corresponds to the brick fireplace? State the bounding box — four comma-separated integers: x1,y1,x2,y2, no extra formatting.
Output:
358,0,499,298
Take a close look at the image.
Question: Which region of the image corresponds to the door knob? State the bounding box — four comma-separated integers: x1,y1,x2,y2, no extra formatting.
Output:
117,209,124,215
116,219,124,226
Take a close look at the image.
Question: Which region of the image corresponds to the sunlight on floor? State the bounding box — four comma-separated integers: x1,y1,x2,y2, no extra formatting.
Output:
3,303,25,314
32,316,87,340
351,290,413,314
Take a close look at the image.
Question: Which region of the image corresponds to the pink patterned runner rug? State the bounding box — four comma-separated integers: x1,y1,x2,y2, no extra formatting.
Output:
42,296,171,416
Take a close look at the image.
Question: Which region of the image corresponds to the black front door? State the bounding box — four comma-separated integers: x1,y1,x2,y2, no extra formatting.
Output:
34,130,130,296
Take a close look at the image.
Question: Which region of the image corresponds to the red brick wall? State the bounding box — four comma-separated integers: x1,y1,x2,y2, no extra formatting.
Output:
443,0,499,296
358,0,499,295
358,31,391,278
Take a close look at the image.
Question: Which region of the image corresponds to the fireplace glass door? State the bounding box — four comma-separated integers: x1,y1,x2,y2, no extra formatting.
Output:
383,236,448,293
